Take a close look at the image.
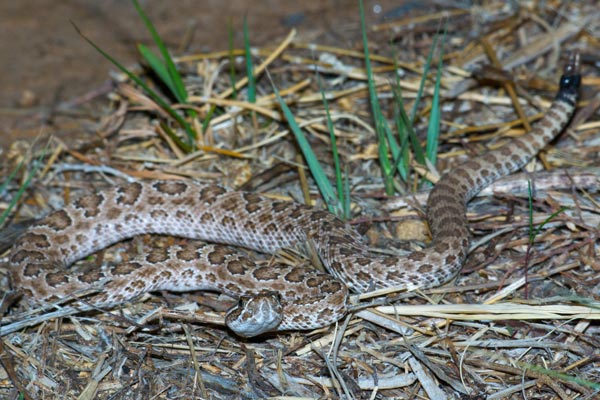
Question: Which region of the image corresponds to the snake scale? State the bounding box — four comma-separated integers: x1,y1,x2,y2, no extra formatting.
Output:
7,54,580,337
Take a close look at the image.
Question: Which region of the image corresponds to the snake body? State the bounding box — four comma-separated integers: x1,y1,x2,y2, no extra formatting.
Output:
8,55,580,337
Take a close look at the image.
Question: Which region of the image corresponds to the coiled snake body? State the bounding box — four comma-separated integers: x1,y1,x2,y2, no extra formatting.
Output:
8,55,580,337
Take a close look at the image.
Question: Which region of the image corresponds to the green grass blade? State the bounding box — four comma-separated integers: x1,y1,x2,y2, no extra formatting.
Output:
201,104,217,134
425,27,446,166
318,75,345,219
381,111,402,174
376,115,394,194
131,0,187,103
132,0,199,130
160,121,193,153
343,165,351,220
392,86,410,182
0,159,24,196
242,16,256,104
528,181,534,240
359,0,394,194
0,148,47,227
392,82,426,166
390,42,426,174
511,358,600,390
138,43,180,100
228,18,238,99
72,21,197,149
528,180,568,244
410,32,438,124
425,88,441,165
533,206,568,239
389,48,409,181
271,78,340,214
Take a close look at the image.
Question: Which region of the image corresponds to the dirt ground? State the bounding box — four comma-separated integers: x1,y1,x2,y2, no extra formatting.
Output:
0,0,402,149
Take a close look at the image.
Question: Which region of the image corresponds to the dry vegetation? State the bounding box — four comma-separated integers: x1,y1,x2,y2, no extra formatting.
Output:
1,2,599,399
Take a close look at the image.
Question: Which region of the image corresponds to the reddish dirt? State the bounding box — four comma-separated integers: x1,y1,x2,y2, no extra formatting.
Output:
0,0,406,148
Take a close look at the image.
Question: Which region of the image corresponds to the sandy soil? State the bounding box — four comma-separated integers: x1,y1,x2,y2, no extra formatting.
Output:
0,0,405,148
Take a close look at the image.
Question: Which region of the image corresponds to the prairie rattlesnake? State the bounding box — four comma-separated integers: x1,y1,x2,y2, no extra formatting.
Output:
8,54,580,337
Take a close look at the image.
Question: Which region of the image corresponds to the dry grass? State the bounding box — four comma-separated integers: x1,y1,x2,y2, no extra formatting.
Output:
1,2,599,399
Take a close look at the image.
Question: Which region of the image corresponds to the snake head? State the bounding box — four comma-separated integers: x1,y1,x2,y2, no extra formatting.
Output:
225,292,284,337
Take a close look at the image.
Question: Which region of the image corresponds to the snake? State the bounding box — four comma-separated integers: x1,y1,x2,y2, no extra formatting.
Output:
7,54,580,337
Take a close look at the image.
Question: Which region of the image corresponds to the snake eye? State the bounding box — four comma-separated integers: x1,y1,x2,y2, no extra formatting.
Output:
237,295,251,307
265,291,281,302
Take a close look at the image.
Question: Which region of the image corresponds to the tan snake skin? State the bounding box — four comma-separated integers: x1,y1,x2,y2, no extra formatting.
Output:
8,55,580,337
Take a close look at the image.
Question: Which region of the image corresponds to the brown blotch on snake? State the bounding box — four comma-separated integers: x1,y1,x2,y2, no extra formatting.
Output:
146,248,170,264
39,209,72,231
19,232,51,249
153,181,188,196
115,182,142,205
74,193,105,218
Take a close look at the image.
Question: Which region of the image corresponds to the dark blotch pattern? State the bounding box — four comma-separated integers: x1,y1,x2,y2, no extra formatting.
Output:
116,182,143,205
220,196,240,212
150,209,168,219
284,268,306,283
146,247,170,264
110,262,142,276
177,244,200,262
78,269,107,284
22,263,43,277
222,216,235,227
105,207,122,220
408,251,426,262
46,271,69,286
41,210,72,231
263,223,277,234
207,246,228,264
74,193,105,218
175,210,191,220
12,250,45,265
417,263,434,273
252,266,282,281
199,185,227,205
226,260,247,275
20,232,51,249
271,201,289,213
200,213,215,223
153,181,188,196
